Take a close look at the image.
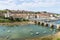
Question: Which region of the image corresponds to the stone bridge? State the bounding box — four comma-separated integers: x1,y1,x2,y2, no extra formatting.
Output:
29,19,60,30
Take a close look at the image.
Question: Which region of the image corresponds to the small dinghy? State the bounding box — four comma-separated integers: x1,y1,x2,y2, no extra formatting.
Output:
36,32,39,35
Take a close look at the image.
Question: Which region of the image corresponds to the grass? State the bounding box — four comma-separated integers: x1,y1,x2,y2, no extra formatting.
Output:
0,17,29,23
0,19,11,23
57,38,60,40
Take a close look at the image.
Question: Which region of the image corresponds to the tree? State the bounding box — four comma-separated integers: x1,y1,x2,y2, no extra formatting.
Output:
9,16,14,22
43,11,47,13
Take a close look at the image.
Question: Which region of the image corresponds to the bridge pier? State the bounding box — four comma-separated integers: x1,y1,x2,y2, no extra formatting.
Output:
41,22,44,26
33,20,60,30
34,21,38,24
57,24,60,30
38,22,40,25
44,23,48,27
49,24,54,28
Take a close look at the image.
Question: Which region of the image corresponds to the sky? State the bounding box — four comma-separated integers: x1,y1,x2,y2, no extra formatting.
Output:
0,0,60,14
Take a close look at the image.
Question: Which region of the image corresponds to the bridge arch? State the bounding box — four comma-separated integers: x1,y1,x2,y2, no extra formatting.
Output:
41,22,44,26
44,23,48,27
50,24,54,28
38,22,40,25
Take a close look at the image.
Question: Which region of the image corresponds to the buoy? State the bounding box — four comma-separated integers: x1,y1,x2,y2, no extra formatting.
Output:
36,32,39,35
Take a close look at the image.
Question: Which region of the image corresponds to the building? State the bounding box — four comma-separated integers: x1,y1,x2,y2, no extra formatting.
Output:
4,10,55,19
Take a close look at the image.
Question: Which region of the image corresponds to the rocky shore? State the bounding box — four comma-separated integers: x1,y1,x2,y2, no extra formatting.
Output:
0,21,35,26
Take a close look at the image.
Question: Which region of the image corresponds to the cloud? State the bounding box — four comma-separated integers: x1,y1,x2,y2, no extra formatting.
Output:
0,0,60,11
17,0,57,8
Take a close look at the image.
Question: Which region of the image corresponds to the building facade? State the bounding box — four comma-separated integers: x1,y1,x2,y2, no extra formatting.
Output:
4,11,55,19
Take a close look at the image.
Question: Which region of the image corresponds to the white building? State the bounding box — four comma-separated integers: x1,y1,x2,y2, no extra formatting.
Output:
4,11,11,18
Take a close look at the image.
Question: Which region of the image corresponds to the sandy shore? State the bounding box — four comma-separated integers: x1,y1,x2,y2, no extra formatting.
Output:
53,32,60,40
0,32,59,40
25,32,60,40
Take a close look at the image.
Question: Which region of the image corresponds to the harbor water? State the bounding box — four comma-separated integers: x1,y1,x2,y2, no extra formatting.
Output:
0,24,57,40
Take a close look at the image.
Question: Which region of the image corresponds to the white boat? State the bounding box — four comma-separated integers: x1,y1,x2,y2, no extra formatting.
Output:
36,32,39,35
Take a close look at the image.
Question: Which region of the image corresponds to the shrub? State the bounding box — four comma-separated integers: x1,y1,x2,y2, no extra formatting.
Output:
15,18,21,21
0,19,11,23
